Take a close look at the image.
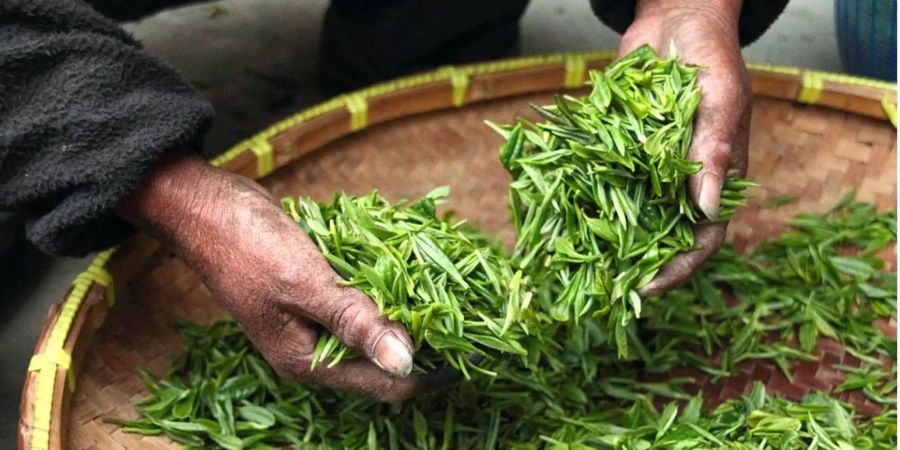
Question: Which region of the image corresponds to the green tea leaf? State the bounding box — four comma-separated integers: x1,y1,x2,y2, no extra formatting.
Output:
237,404,276,429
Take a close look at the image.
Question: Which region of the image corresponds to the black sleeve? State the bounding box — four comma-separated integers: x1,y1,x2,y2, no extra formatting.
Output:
319,0,529,95
0,0,213,256
589,0,790,47
82,0,202,22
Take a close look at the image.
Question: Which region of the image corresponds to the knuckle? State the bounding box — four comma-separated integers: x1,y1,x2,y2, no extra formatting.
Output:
708,226,727,249
274,264,322,298
268,350,312,381
694,224,727,258
273,256,338,301
272,262,304,289
329,297,370,341
269,359,296,379
704,143,732,172
256,316,315,381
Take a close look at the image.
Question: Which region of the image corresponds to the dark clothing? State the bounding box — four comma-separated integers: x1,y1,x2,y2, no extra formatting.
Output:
590,0,790,47
0,0,213,255
0,0,786,257
84,0,200,21
318,1,529,95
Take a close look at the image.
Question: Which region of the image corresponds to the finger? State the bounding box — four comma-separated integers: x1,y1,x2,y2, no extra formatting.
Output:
310,359,462,403
687,63,751,220
306,359,420,403
267,222,416,378
261,316,421,403
304,355,461,402
638,222,726,296
308,359,459,403
284,281,415,378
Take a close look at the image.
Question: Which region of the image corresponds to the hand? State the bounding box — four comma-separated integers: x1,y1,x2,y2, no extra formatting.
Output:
619,0,751,296
117,153,420,402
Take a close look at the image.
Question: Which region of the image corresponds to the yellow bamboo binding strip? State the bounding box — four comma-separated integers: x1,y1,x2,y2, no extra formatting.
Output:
79,264,114,307
28,350,74,393
746,62,801,76
564,54,587,88
798,69,896,105
345,94,368,131
247,137,274,178
441,66,470,107
798,71,824,104
28,248,115,450
882,94,898,128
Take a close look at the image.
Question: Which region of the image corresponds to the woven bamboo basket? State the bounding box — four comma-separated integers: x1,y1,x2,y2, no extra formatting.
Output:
17,51,898,449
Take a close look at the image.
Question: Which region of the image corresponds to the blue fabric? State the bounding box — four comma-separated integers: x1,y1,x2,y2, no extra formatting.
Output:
835,0,897,81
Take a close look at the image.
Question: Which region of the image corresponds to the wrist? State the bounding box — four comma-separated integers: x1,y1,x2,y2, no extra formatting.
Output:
634,0,742,25
116,152,227,254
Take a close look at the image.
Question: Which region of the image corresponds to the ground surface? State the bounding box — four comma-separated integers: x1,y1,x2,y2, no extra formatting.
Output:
0,1,843,446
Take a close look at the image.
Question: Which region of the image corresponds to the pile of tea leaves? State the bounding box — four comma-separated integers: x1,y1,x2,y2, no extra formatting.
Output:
490,44,754,358
279,188,532,377
116,46,896,448
116,195,897,449
632,191,898,386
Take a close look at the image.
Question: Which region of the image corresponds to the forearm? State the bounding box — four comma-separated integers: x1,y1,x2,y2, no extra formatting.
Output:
590,0,786,47
622,0,746,69
634,0,743,22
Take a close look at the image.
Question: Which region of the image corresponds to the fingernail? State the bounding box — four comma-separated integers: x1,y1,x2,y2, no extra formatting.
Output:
373,332,413,378
697,172,723,220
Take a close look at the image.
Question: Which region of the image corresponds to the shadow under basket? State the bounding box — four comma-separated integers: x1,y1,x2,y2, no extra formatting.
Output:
18,52,898,449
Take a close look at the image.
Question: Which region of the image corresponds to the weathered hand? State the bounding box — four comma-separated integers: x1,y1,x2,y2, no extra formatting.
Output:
619,0,751,295
117,153,420,402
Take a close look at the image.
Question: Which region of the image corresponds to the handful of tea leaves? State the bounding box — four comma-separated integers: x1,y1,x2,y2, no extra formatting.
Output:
280,188,531,377
490,45,754,357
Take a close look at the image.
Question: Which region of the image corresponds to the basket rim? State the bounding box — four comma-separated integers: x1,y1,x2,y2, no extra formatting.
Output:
17,49,897,450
